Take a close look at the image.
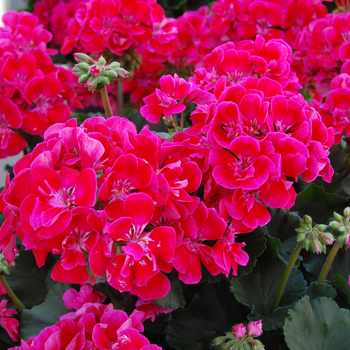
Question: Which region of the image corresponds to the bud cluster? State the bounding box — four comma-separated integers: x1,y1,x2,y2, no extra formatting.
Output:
329,207,350,248
212,321,264,350
72,53,128,92
296,215,334,254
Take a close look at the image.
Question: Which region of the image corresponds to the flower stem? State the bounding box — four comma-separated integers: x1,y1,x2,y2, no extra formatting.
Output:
270,242,303,313
101,86,113,118
180,111,184,132
317,242,340,284
172,115,179,131
0,275,25,313
117,79,123,117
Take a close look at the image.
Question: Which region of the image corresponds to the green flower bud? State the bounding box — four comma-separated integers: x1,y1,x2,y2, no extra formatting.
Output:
107,70,118,80
109,61,121,69
212,336,224,346
303,239,311,251
338,226,346,234
98,56,106,65
297,233,306,242
317,224,328,232
329,220,341,230
102,76,110,86
78,74,90,84
304,215,313,225
333,212,343,222
76,62,90,70
74,53,95,64
344,207,350,217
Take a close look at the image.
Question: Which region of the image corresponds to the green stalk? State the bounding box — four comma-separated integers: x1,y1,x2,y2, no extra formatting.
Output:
101,86,113,118
172,114,179,131
270,242,303,313
318,242,340,284
117,78,123,117
180,111,184,132
0,275,25,313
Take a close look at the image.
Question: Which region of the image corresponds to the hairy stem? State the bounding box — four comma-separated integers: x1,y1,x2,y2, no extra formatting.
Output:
318,242,340,284
101,86,113,118
0,275,25,313
270,242,303,313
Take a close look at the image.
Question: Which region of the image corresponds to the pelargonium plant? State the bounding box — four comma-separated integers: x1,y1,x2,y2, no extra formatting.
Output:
1,0,350,349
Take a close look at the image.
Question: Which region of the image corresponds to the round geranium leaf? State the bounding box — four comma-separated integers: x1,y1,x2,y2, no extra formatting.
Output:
284,296,350,350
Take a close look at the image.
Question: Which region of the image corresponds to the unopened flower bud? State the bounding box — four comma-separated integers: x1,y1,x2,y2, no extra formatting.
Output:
338,226,346,234
329,221,341,230
319,232,335,245
297,233,306,242
317,224,328,232
311,238,322,254
344,207,350,217
304,215,313,226
78,74,89,84
109,61,121,69
102,76,110,85
74,53,95,64
333,212,343,222
247,320,262,337
108,70,118,79
304,239,311,251
232,324,246,339
212,336,224,346
98,56,106,65
76,62,90,70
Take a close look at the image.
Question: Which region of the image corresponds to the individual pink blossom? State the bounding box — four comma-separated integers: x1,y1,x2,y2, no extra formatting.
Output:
63,285,107,311
0,299,19,342
135,299,172,322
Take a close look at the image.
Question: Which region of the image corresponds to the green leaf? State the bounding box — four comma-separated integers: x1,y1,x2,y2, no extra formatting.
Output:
165,282,243,350
297,183,345,205
230,259,306,317
6,250,51,309
284,296,350,350
303,281,337,300
235,227,266,277
264,234,281,259
331,274,350,305
20,283,70,341
154,271,186,310
264,209,301,242
249,306,290,331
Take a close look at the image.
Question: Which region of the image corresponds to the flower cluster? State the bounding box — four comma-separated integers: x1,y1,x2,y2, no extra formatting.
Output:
10,289,161,350
0,10,80,158
0,113,250,299
141,38,334,231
